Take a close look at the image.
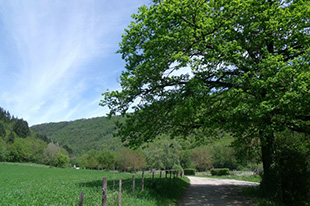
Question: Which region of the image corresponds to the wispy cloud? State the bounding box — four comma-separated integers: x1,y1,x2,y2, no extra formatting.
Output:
0,0,148,125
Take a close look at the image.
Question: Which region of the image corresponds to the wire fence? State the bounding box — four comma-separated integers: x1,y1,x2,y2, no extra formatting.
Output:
78,170,184,206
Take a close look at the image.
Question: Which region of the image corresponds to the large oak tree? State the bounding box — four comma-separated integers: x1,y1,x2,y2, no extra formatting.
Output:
102,0,310,198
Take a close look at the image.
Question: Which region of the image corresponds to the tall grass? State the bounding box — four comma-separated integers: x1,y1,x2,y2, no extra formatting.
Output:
0,163,189,205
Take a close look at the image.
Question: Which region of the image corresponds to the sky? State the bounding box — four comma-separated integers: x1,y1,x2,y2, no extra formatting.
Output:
0,0,150,126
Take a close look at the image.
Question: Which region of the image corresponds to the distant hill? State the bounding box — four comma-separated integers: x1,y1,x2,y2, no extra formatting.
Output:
31,116,124,156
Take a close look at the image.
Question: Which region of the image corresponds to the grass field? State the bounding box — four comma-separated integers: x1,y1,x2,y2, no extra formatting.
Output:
0,163,189,206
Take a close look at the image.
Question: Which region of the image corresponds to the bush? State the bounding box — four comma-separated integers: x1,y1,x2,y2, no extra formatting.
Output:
210,168,230,176
53,153,70,168
191,147,212,171
173,164,183,172
184,168,196,175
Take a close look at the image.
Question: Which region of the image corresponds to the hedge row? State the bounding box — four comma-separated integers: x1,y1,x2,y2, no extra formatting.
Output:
184,168,196,175
210,168,230,176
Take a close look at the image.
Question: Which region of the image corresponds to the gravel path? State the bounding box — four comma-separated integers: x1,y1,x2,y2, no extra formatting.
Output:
178,176,259,206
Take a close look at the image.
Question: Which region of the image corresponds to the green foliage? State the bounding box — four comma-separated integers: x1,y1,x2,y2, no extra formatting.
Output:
0,107,12,122
0,107,68,166
191,147,212,172
13,119,30,138
208,137,238,170
101,1,310,203
79,150,100,169
79,150,117,170
0,121,6,137
7,132,15,143
116,148,146,172
31,116,124,156
10,138,31,162
179,150,193,169
43,143,62,165
101,0,310,143
0,139,9,161
53,153,70,168
261,131,310,205
172,164,183,172
144,138,181,169
97,150,115,170
210,168,230,176
184,168,196,176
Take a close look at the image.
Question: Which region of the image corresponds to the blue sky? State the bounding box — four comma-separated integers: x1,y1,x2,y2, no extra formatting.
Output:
0,0,150,126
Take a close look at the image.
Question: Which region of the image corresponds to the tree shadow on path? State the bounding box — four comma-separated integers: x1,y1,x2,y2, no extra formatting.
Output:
178,177,258,206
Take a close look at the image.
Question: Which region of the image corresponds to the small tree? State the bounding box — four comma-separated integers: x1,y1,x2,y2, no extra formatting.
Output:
208,138,237,170
180,150,194,169
10,138,31,162
191,147,212,172
144,139,181,170
97,151,115,170
13,119,30,138
116,148,146,172
53,153,70,168
79,150,100,169
43,143,61,165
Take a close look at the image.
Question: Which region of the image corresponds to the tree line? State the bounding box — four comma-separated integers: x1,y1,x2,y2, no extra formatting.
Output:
0,107,70,167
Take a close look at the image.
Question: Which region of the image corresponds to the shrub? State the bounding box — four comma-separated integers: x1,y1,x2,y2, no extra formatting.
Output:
173,164,183,172
184,168,196,175
210,168,230,176
53,153,70,168
191,147,212,171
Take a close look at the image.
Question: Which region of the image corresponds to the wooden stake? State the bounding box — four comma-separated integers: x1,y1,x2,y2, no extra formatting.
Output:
132,175,135,198
118,179,122,206
141,171,144,192
78,192,84,206
102,176,107,206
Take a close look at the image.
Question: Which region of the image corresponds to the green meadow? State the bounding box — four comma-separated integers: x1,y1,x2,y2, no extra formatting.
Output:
0,163,189,206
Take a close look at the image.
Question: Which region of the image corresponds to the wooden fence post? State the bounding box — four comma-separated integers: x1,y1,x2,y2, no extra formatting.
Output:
152,170,154,180
132,175,135,198
141,171,144,192
165,170,167,179
118,179,122,206
102,176,107,206
160,170,162,179
78,192,84,206
113,179,115,191
170,171,172,179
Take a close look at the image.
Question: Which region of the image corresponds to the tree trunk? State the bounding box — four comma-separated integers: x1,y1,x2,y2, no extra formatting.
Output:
260,130,280,200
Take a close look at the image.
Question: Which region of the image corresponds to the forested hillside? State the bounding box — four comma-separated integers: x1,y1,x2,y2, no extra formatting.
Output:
0,107,69,167
31,116,124,156
31,114,260,172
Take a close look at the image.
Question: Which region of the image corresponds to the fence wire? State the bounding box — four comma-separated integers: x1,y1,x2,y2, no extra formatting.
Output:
79,170,184,205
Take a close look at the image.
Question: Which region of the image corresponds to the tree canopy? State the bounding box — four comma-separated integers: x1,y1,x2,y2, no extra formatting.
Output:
101,0,310,202
102,0,309,144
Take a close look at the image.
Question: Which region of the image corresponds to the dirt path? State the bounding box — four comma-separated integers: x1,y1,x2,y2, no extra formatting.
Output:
178,176,259,206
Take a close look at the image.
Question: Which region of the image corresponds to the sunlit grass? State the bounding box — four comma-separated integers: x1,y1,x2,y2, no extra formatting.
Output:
0,163,189,206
